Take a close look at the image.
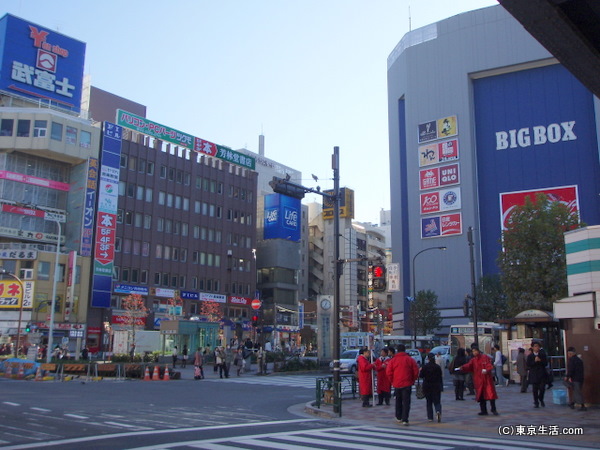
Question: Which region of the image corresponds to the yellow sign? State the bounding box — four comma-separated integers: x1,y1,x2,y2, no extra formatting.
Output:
323,188,355,220
0,279,22,308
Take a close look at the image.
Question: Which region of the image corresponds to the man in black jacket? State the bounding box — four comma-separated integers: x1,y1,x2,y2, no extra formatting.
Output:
526,342,547,408
565,347,586,411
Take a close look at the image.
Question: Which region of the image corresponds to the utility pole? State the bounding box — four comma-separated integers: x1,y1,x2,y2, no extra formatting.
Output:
468,226,479,346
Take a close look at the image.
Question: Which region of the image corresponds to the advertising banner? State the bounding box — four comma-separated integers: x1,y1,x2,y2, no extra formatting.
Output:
81,157,98,257
0,171,70,191
420,187,462,215
418,115,458,143
115,284,149,295
91,122,122,308
419,139,459,167
499,185,579,231
199,293,226,303
263,193,301,242
419,163,460,190
0,15,86,112
421,212,463,238
116,109,255,170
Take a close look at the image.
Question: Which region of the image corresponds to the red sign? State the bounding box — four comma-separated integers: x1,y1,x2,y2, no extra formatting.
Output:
441,213,462,236
251,299,262,310
500,185,579,230
420,191,440,214
229,296,251,306
112,315,146,326
419,163,460,190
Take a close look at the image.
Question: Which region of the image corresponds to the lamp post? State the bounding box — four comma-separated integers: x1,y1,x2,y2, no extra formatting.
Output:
0,269,24,358
411,246,446,349
46,217,62,363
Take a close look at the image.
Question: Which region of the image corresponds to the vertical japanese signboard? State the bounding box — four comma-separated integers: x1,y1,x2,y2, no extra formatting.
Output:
91,122,121,308
80,157,98,257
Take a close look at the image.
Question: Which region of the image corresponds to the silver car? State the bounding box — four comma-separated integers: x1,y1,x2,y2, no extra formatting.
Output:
428,345,451,368
329,349,360,374
406,348,423,367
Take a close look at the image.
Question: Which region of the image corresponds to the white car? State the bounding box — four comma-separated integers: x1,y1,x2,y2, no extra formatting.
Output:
406,348,423,367
329,349,360,374
428,345,451,368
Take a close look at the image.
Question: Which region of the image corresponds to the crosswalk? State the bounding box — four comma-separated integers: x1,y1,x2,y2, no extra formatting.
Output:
134,425,595,450
204,374,319,389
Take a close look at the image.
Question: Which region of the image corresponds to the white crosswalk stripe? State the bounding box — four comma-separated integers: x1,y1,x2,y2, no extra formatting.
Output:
152,425,594,450
204,375,319,389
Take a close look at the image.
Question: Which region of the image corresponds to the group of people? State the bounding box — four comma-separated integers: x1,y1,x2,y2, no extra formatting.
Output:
357,342,587,425
187,340,267,380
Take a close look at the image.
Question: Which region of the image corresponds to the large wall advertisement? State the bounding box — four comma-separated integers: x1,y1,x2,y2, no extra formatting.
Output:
263,193,301,242
474,64,600,274
0,14,86,112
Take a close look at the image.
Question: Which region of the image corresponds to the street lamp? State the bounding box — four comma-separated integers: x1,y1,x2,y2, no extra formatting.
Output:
411,246,446,349
0,268,24,358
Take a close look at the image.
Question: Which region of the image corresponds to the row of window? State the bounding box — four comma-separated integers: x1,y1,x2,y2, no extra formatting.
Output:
0,118,92,148
112,265,251,296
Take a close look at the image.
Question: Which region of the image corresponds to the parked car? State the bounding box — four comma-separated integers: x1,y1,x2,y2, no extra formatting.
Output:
428,345,451,368
406,348,423,366
329,349,360,374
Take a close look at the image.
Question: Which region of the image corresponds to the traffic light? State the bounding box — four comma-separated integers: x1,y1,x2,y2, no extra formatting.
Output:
268,176,306,199
252,315,259,327
372,265,386,292
24,323,31,333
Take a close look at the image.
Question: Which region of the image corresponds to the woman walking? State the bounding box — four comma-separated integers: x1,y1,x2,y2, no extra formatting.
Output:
421,353,443,422
450,347,467,400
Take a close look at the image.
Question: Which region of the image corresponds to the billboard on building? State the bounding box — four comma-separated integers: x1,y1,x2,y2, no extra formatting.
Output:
323,187,355,220
263,193,301,242
91,122,122,308
0,14,86,112
474,64,600,274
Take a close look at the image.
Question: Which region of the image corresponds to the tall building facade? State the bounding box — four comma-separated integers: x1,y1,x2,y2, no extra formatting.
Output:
387,5,600,335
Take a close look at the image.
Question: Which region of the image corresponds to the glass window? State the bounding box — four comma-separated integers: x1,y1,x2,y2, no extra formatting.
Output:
135,212,143,227
154,272,161,285
144,215,152,229
120,154,128,168
118,181,126,196
125,211,133,225
164,246,171,260
133,241,141,255
158,191,166,205
37,261,51,281
193,226,199,238
17,119,30,137
157,217,164,232
127,183,135,198
131,269,139,283
129,156,136,171
165,219,172,233
117,209,124,224
34,120,47,137
123,239,132,254
141,270,148,284
136,186,144,200
155,244,162,259
183,197,189,211
181,249,187,262
160,165,167,178
181,223,188,236
0,118,14,136
175,195,181,209
145,187,153,202
142,242,150,257
138,159,146,173
80,130,91,148
176,170,183,183
115,237,122,252
66,126,77,144
167,193,173,207
168,167,175,181
147,162,155,175
172,248,179,261
51,122,63,141
184,173,191,185
122,268,130,282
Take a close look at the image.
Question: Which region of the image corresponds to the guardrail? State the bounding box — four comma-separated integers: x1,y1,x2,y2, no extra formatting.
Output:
315,374,357,416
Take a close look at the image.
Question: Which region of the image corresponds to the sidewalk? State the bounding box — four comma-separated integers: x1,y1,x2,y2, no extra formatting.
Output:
302,383,600,448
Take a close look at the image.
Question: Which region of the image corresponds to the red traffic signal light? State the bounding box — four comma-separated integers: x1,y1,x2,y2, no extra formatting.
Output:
252,315,259,326
372,265,385,278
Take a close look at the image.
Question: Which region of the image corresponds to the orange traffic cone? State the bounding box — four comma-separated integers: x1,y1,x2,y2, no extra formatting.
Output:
5,363,12,378
163,366,170,381
143,367,151,381
34,366,43,381
17,364,24,380
152,365,160,381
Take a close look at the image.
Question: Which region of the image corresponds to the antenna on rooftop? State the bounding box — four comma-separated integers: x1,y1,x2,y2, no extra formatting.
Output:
409,6,412,32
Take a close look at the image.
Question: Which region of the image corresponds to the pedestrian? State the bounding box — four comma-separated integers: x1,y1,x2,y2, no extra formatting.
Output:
256,344,265,375
421,353,443,422
172,346,178,368
565,346,586,411
224,345,234,377
81,345,89,361
374,348,392,406
449,347,467,400
493,344,508,387
464,348,475,395
434,352,445,391
357,347,375,407
234,347,245,376
216,346,226,378
516,347,529,393
526,342,547,408
193,347,204,380
386,344,419,426
181,344,188,368
457,345,499,416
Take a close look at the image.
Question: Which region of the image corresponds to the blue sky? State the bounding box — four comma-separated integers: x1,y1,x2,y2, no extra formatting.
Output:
5,0,498,223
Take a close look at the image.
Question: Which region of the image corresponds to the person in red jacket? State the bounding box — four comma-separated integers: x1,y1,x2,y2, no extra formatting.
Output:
458,345,499,415
357,347,375,407
374,347,392,405
386,344,419,425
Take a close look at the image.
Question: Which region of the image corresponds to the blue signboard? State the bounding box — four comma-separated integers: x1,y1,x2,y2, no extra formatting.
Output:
114,284,148,295
180,291,199,300
263,193,301,242
473,64,600,274
0,14,86,112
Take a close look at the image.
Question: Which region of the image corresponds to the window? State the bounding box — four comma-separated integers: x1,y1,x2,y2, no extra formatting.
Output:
80,130,91,148
209,205,215,217
66,126,77,145
141,270,148,284
193,225,200,238
215,255,220,268
136,186,144,200
181,223,188,236
34,120,47,137
50,122,63,141
184,173,191,185
138,159,146,173
168,167,175,181
122,268,130,282
17,119,30,137
192,277,198,289
142,242,150,257
129,156,136,171
165,219,172,233
115,237,122,252
0,118,14,136
135,212,143,228
147,162,155,175
216,206,222,219
123,239,132,254
117,209,124,224
125,211,133,225
127,183,135,198
145,187,153,202
164,245,171,260
172,248,179,261
193,251,199,264
183,197,189,211
158,191,166,205
173,221,180,235
144,214,152,229
175,195,181,209
162,273,169,286
37,261,51,281
154,272,161,285
179,275,186,288
113,266,120,281
131,269,139,283
167,194,173,207
171,275,178,288
176,170,183,184
155,244,163,259
157,217,164,232
118,181,126,196
160,165,167,178
194,201,201,214
215,230,222,243
181,249,187,262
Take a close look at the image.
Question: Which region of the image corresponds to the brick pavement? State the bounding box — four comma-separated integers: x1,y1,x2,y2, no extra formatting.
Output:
303,383,600,448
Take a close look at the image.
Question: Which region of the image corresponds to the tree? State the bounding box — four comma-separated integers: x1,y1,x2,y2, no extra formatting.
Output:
497,193,582,315
199,300,222,322
121,294,149,356
474,274,508,322
412,289,442,335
